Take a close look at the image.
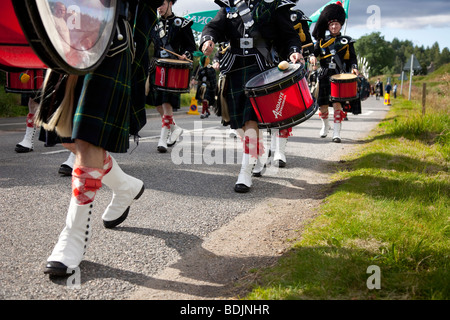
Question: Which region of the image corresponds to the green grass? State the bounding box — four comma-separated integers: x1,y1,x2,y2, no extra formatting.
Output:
0,85,27,117
239,80,449,300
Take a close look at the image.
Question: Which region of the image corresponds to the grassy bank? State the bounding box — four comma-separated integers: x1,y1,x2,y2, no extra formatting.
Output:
240,65,449,300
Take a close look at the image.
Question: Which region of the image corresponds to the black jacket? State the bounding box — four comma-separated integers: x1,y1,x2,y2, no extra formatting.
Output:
151,14,196,61
200,0,301,73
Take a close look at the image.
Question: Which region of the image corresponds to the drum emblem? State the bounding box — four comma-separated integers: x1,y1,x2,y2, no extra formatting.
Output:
159,67,166,86
273,92,286,119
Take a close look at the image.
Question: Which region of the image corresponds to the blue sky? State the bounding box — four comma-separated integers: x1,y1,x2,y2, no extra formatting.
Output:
172,0,450,51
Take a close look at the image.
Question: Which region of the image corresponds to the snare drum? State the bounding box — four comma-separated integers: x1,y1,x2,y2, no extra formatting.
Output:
154,58,192,93
5,69,45,93
330,73,358,102
245,63,317,130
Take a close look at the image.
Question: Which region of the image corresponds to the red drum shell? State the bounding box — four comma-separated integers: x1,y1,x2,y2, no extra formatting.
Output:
5,69,45,94
154,58,192,93
330,73,358,102
0,0,46,71
245,64,317,130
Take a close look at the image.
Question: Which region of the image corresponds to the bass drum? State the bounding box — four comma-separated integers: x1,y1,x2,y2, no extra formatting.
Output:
0,0,46,71
12,0,119,75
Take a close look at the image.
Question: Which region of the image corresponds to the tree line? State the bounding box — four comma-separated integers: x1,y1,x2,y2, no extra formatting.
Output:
354,32,450,77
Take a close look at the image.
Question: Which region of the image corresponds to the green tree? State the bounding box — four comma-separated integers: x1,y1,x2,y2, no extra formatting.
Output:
354,32,395,76
437,47,450,68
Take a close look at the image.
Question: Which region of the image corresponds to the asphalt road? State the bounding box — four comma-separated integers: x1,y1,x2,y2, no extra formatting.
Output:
0,96,389,299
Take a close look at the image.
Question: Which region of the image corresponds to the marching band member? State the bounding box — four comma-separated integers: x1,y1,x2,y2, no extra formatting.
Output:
43,1,163,276
14,96,38,153
309,3,359,143
200,0,303,193
195,55,217,119
147,0,196,153
265,7,313,170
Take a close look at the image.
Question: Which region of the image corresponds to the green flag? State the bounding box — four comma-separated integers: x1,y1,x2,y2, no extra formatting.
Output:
308,0,350,25
184,10,218,33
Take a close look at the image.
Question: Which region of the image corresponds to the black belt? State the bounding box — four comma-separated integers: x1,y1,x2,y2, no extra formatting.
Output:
230,38,271,50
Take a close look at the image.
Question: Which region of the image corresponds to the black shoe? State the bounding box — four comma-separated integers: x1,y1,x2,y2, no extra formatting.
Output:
234,183,250,193
332,137,341,143
252,165,266,177
44,261,69,276
58,164,73,176
15,144,33,153
157,146,167,153
275,160,286,168
103,185,145,229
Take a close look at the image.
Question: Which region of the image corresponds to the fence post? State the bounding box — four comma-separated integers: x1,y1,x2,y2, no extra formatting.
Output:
422,83,427,116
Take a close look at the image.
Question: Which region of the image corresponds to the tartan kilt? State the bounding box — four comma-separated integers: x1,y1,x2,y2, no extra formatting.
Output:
72,49,137,153
317,75,332,107
226,62,260,129
71,2,158,154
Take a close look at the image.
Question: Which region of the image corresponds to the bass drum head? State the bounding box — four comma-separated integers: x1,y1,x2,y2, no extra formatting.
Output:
13,0,118,75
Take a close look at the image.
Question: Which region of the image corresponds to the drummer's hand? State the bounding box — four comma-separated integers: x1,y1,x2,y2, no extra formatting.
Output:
212,61,220,70
310,56,318,65
180,54,188,61
352,68,359,76
289,52,303,64
202,40,215,56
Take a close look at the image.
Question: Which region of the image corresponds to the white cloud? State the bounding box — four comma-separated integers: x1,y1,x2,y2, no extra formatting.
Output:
383,14,450,29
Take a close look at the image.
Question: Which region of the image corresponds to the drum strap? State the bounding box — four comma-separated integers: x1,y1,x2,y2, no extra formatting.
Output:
320,37,349,72
234,0,273,64
327,41,346,74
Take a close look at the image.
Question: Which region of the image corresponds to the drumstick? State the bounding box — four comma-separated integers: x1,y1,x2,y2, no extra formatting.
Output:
160,47,193,63
302,43,313,49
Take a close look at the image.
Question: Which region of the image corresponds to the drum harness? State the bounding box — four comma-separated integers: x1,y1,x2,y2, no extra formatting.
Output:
232,0,274,67
319,36,349,74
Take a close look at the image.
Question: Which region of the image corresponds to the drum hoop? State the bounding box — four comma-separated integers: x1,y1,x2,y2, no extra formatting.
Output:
245,66,306,97
156,59,193,69
330,74,357,83
330,95,359,102
12,0,119,75
154,86,190,93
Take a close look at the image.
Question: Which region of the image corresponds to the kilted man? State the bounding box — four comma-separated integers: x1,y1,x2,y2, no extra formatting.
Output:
194,55,217,119
200,0,303,193
147,0,196,153
309,3,359,143
266,6,313,170
43,0,163,276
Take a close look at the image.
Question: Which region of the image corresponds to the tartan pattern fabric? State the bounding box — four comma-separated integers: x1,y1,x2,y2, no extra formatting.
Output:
334,110,345,123
318,111,329,119
72,165,105,205
103,152,113,175
72,3,159,153
162,115,174,128
26,113,34,128
242,136,264,158
226,62,261,130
